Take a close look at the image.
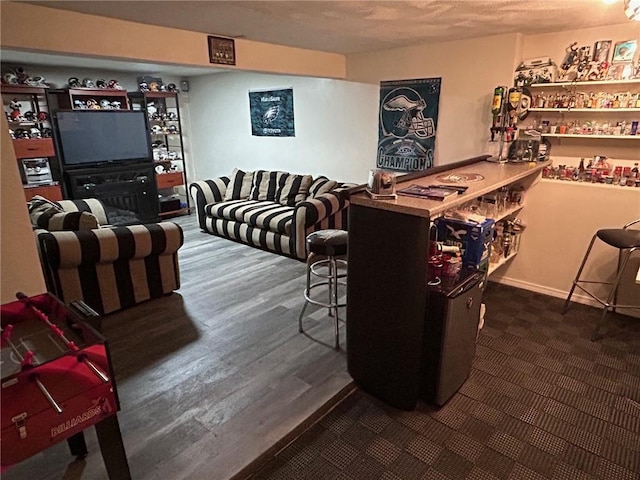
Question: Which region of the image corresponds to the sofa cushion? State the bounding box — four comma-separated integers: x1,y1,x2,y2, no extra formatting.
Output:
207,200,294,235
250,170,287,201
276,173,313,206
35,211,100,231
223,168,254,201
308,177,338,198
57,198,109,226
28,195,62,226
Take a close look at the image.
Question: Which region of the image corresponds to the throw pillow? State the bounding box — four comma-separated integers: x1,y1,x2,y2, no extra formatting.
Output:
28,195,62,227
276,173,313,206
308,177,338,198
224,168,254,201
37,211,100,231
249,170,287,201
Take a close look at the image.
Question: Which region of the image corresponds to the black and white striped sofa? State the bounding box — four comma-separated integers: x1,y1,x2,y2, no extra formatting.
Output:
189,169,353,260
28,196,184,315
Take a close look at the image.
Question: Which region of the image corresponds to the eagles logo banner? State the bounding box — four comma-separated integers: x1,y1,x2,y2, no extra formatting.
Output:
377,77,441,172
249,88,295,137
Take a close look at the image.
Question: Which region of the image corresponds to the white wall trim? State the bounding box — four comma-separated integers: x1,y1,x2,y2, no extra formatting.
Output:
490,275,640,320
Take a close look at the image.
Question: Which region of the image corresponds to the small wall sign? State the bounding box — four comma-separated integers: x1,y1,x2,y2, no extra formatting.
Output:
208,36,236,65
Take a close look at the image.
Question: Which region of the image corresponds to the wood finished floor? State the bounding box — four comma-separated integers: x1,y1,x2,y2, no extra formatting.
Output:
5,215,352,480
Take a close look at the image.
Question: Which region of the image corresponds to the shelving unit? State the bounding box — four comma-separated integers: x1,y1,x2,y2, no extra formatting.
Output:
1,85,62,200
128,91,189,217
52,88,130,110
488,251,518,276
524,79,640,159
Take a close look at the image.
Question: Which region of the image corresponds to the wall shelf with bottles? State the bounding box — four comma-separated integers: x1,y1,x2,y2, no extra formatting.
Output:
530,108,639,112
529,79,640,88
542,133,640,139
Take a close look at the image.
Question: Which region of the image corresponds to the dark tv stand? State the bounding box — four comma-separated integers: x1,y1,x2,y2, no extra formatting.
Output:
65,164,159,225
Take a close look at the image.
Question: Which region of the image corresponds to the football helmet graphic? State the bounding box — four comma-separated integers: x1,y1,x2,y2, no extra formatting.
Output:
380,87,435,139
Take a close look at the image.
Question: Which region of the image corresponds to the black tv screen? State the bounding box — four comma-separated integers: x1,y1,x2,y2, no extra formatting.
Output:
55,110,152,166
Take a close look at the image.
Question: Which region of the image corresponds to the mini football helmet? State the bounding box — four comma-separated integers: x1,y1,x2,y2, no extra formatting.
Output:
23,111,36,121
74,99,86,109
14,128,30,139
68,77,81,88
111,101,122,109
107,79,123,90
139,82,149,92
166,83,178,92
95,78,107,89
3,72,18,84
151,125,163,134
86,99,99,109
167,124,178,134
37,111,49,122
29,127,42,138
41,128,53,138
99,99,112,109
82,78,95,88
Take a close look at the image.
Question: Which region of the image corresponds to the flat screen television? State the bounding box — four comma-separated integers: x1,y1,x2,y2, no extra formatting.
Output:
55,110,152,167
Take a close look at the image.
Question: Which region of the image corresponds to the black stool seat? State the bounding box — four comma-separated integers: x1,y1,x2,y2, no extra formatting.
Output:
597,229,640,249
306,230,348,257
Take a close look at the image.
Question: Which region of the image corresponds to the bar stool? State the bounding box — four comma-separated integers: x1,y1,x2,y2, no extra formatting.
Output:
562,219,640,340
298,230,348,350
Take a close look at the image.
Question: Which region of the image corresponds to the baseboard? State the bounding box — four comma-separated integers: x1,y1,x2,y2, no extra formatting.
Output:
489,275,640,317
489,276,601,308
235,381,357,480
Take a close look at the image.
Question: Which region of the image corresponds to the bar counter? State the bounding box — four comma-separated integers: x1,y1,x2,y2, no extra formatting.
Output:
345,155,552,411
350,157,552,218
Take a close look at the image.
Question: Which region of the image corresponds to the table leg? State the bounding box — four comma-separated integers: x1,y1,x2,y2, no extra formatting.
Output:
66,431,88,458
94,415,131,480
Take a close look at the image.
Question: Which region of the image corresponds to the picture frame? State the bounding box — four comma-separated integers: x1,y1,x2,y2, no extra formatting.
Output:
208,35,236,65
593,40,612,63
612,39,637,63
606,62,633,80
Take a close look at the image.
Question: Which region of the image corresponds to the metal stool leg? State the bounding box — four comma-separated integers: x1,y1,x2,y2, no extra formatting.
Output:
562,234,598,314
299,254,313,334
592,248,636,340
331,256,340,350
328,257,334,317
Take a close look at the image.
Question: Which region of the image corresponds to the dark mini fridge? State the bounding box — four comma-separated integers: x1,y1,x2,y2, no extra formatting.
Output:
423,268,484,406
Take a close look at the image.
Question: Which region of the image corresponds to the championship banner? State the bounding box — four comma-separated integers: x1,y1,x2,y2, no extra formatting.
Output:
377,77,441,172
249,88,295,137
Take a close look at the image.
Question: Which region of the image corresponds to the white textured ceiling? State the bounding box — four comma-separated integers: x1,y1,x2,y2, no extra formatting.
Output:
3,0,635,75
22,0,634,55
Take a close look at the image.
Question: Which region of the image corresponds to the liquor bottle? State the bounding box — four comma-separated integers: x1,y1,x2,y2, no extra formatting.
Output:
492,86,505,117
613,95,620,109
578,158,585,181
632,163,639,179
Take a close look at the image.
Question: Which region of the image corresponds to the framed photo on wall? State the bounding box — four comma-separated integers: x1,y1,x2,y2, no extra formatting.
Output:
593,40,612,63
612,39,637,63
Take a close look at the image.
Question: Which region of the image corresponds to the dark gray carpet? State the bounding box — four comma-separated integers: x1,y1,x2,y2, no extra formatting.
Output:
251,283,640,479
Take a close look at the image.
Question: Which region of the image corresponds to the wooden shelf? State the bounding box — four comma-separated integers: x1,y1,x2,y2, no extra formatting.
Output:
542,133,640,140
488,251,518,276
529,79,640,88
1,85,48,95
493,204,524,223
529,108,639,113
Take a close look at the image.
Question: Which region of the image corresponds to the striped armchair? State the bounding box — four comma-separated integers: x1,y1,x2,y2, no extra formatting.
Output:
29,197,184,315
189,169,353,260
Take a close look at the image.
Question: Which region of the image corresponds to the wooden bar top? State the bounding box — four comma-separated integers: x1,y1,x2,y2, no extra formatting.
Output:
350,159,552,219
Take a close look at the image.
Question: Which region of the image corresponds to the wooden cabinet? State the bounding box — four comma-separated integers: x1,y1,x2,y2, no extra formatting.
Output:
23,184,63,202
128,91,189,217
2,85,60,199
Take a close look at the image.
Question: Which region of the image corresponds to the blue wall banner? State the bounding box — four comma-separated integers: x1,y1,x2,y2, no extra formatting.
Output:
249,88,295,137
377,77,441,172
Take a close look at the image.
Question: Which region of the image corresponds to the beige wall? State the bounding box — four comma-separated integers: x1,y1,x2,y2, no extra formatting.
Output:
346,33,522,166
492,179,640,316
0,2,346,79
0,116,46,303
